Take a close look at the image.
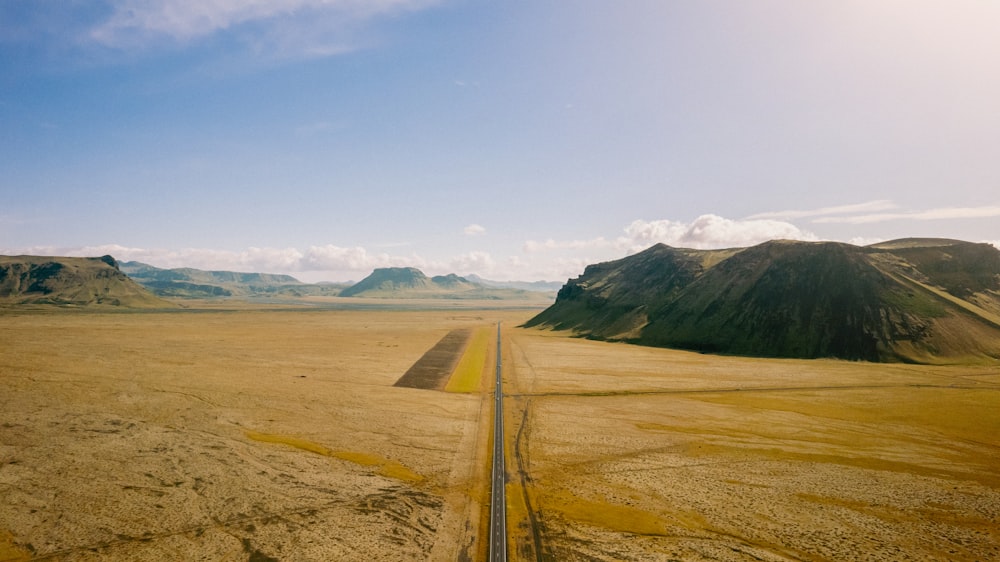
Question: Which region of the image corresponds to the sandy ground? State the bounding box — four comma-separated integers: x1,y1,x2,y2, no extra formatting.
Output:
504,329,1000,561
0,307,533,561
4,307,1000,561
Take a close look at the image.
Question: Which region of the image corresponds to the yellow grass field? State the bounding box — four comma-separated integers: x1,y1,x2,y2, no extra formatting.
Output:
2,305,999,561
445,326,492,393
0,307,530,561
502,329,1000,561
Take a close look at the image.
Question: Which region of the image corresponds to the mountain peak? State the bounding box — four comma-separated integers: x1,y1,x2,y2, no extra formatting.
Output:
339,267,552,301
339,267,432,297
526,238,1000,363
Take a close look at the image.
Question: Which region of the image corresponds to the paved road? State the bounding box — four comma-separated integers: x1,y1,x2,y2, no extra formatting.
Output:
488,322,507,562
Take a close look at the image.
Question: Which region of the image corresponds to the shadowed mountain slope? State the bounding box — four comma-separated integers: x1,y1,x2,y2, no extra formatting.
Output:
526,239,1000,363
1,255,174,308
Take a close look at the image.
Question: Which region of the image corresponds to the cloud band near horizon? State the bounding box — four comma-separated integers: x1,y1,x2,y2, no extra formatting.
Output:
4,203,996,282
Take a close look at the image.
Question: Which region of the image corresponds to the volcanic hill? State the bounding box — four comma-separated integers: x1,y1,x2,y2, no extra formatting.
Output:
526,238,1000,363
341,267,550,301
0,255,173,308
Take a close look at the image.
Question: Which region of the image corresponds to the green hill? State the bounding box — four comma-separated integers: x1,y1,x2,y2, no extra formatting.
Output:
341,267,551,301
339,267,436,297
119,261,345,298
526,244,739,339
0,255,174,308
526,239,1000,363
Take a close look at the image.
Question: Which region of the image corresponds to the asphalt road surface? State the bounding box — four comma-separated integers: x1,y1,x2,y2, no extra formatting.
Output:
488,322,507,562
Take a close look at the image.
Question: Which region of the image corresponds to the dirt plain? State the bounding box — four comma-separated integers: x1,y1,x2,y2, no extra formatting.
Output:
2,304,999,561
0,305,524,561
503,329,1000,561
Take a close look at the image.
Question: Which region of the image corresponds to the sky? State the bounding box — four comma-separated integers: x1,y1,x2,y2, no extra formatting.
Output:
2,1,998,282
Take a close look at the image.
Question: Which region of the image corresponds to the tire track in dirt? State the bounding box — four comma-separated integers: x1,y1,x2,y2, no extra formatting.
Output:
27,486,445,561
27,500,348,561
508,335,547,561
513,396,547,561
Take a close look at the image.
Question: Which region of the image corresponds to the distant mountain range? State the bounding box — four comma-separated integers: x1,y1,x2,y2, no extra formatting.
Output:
0,255,173,308
526,238,1000,363
339,267,553,301
118,261,556,301
465,274,564,293
0,257,557,305
119,261,346,298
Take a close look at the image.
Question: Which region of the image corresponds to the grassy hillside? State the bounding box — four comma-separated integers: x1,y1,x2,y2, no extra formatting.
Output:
525,244,738,339
0,255,174,308
338,267,437,297
527,239,1000,363
642,241,921,361
867,239,1000,316
341,267,552,301
120,261,345,298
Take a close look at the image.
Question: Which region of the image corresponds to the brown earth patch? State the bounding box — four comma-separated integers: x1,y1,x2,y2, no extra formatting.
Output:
395,328,472,390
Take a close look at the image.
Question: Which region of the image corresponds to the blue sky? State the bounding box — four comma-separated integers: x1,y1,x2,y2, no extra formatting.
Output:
2,1,998,281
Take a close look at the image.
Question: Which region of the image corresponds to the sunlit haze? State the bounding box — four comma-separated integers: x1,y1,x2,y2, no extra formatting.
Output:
2,1,998,282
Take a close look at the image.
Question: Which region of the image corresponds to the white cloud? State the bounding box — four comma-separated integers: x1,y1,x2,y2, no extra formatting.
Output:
501,254,593,283
449,251,494,272
620,214,818,252
302,244,385,270
517,215,819,280
545,257,597,279
463,223,486,236
747,200,898,221
90,0,441,55
0,243,427,279
516,208,1000,280
9,211,991,285
814,205,1000,224
525,216,815,256
1,242,587,283
523,237,614,253
847,237,886,247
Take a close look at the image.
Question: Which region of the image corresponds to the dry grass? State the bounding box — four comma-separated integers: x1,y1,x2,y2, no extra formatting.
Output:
445,327,491,393
3,305,999,561
0,307,534,561
506,326,1000,561
243,431,424,483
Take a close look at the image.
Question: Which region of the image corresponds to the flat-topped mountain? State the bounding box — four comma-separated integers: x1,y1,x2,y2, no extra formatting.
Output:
0,255,173,308
119,261,345,298
341,267,551,301
339,267,439,296
526,238,1000,363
